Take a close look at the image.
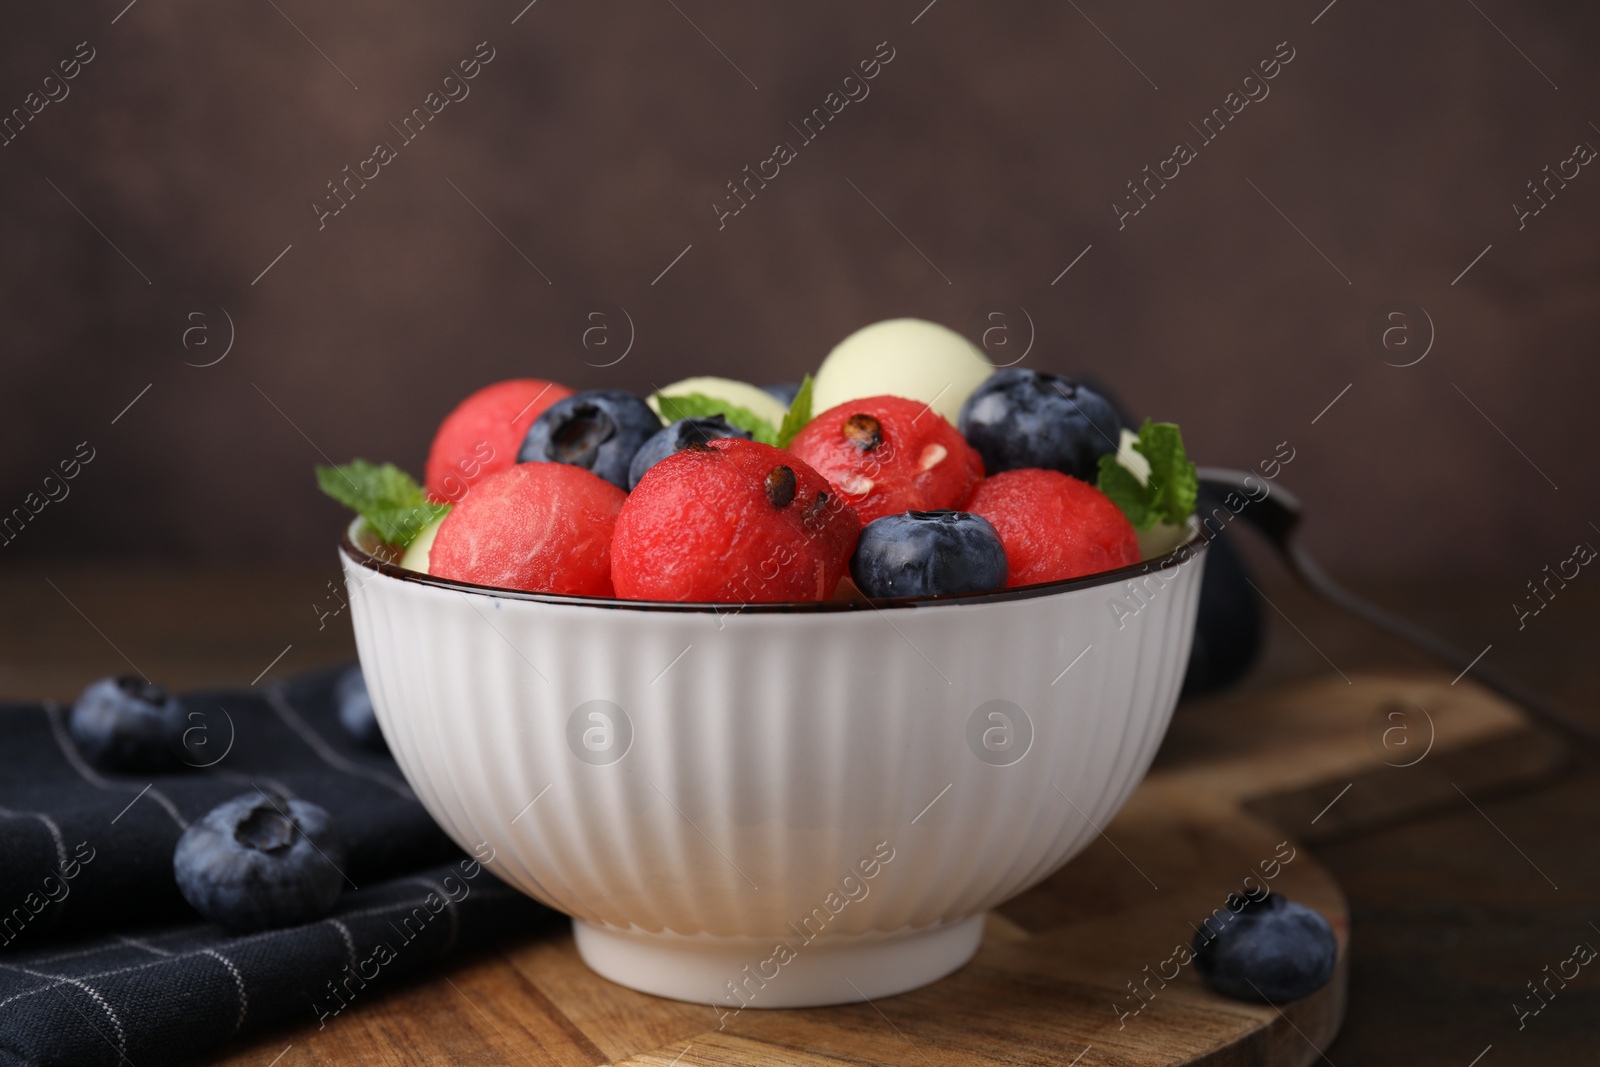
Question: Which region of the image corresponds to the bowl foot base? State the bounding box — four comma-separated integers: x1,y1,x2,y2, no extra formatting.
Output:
572,913,985,1009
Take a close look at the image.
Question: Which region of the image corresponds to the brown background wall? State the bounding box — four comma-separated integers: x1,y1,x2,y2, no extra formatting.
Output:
1,0,1594,576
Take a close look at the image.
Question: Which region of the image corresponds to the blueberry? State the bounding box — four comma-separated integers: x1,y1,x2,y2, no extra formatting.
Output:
69,675,188,773
519,389,662,490
1191,892,1338,1003
851,511,1008,598
627,415,754,488
958,368,1124,480
335,664,387,752
762,382,802,406
174,793,346,932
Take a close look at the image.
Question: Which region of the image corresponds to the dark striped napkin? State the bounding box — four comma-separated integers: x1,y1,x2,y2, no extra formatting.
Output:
0,666,556,1067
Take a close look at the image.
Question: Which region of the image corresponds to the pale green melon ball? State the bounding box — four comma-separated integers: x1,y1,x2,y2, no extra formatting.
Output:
1137,521,1190,561
400,512,447,573
813,319,994,425
646,377,788,428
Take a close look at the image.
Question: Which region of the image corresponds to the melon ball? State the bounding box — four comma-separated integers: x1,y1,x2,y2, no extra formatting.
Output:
399,512,447,573
813,319,994,426
647,377,789,428
965,469,1139,585
788,395,984,523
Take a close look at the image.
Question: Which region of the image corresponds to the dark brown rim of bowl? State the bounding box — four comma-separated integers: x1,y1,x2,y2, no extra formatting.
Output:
339,518,1213,614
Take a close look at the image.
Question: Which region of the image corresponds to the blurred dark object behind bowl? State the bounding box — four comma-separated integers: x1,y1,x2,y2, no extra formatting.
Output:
1180,485,1264,697
1073,375,1263,698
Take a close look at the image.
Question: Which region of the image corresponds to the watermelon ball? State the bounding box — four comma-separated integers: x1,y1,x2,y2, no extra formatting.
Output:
519,389,662,490
429,463,625,596
611,439,861,603
787,395,984,524
424,379,573,503
965,469,1139,585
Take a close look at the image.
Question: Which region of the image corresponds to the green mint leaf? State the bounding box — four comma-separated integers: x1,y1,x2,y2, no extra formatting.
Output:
776,374,814,449
316,460,449,546
1137,420,1198,524
653,392,778,446
1095,419,1197,532
1096,456,1158,530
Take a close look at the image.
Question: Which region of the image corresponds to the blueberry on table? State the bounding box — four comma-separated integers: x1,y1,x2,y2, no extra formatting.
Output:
958,368,1124,481
335,664,387,753
850,510,1008,598
174,793,346,932
69,675,188,773
627,415,752,489
519,389,662,490
1192,893,1337,1003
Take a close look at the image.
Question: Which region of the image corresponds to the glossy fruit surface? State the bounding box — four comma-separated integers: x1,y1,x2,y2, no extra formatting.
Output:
850,511,1008,598
69,675,187,773
425,378,572,503
958,368,1123,481
965,468,1139,585
1191,892,1338,1003
627,415,752,489
611,439,860,602
519,389,662,490
430,463,625,596
789,395,984,523
174,793,346,932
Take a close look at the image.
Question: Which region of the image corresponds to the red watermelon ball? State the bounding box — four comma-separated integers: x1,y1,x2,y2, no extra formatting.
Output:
965,469,1139,585
424,379,573,503
611,439,861,603
788,395,984,523
429,463,624,596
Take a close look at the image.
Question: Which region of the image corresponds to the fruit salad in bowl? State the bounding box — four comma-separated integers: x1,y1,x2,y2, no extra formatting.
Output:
329,318,1208,1007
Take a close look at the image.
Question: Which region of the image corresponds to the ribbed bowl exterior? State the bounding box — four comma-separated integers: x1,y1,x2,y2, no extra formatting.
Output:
341,545,1205,943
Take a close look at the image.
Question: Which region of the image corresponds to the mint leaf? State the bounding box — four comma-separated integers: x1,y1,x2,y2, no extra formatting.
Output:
1096,459,1160,530
1137,421,1199,522
316,460,449,546
653,392,778,446
1095,420,1198,532
776,374,814,448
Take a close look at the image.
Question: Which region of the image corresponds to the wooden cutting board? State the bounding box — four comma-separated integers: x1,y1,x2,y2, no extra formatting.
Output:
209,673,1562,1067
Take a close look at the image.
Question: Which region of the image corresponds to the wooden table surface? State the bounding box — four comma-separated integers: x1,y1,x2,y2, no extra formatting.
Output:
2,561,1596,1065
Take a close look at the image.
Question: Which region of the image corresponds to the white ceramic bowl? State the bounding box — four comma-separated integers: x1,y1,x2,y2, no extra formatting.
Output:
340,521,1207,1009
